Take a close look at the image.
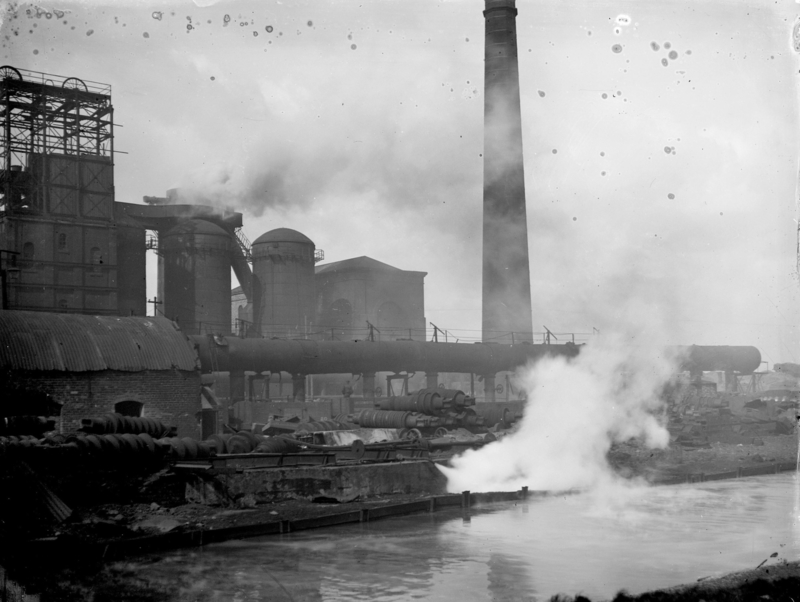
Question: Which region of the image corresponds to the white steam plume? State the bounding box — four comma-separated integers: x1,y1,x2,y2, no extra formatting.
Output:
440,313,684,493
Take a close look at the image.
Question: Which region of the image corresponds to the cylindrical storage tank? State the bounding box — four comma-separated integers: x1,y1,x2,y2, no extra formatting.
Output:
157,220,232,335
252,228,316,338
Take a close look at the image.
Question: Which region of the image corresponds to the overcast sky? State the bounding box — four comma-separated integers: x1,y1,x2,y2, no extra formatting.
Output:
2,0,799,365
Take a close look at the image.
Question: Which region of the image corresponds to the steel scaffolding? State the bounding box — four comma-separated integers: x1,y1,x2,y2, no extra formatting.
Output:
0,65,113,213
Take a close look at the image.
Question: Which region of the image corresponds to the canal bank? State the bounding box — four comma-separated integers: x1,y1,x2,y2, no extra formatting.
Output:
2,472,798,601
3,434,797,560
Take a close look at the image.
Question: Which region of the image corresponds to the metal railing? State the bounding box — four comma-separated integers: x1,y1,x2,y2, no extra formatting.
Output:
9,66,112,96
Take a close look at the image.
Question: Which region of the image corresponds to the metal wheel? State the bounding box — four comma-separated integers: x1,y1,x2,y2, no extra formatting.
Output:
351,439,365,459
0,66,22,81
403,428,422,441
62,76,88,92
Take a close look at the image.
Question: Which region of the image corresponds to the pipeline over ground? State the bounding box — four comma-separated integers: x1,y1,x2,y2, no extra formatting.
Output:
190,337,761,377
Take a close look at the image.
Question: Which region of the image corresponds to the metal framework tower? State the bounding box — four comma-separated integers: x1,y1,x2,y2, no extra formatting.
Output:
0,66,119,314
1,65,114,210
481,0,533,344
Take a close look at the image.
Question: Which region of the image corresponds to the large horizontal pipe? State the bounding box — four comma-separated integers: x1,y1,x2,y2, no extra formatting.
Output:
189,337,761,376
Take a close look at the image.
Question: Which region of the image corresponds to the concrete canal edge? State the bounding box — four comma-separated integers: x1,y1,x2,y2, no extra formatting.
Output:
19,460,799,562
22,487,533,561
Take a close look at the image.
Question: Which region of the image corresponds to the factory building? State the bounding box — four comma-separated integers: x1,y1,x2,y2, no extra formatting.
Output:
316,256,426,341
0,311,202,437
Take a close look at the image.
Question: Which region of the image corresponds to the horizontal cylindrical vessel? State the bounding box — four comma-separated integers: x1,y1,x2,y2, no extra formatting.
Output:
677,345,761,374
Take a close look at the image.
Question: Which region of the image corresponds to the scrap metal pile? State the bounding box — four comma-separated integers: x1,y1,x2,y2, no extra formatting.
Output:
0,388,521,467
0,413,203,463
196,388,519,466
666,385,798,448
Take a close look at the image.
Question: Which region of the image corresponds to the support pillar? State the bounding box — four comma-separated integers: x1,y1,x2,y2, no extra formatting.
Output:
363,372,376,403
426,372,439,390
292,373,306,402
229,369,246,425
483,374,496,403
230,370,245,403
260,372,271,402
724,370,736,393
245,374,255,401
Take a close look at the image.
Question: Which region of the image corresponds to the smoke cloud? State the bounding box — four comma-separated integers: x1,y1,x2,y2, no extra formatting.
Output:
440,307,683,493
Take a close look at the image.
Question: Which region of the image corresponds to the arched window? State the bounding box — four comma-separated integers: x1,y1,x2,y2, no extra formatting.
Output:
114,400,143,417
57,232,67,251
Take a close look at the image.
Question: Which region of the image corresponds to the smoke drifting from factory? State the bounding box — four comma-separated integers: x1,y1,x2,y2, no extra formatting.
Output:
173,61,484,226
441,306,683,493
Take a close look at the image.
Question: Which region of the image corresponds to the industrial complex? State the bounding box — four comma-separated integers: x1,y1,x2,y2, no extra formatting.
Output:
0,1,764,436
0,1,797,599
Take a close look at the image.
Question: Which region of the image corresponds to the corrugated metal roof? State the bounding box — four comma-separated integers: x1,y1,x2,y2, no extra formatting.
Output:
0,311,199,372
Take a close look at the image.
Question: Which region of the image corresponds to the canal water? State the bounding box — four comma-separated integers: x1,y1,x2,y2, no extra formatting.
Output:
5,473,800,601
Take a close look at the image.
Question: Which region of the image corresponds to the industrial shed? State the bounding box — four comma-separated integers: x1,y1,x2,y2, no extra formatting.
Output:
315,256,427,341
0,311,202,437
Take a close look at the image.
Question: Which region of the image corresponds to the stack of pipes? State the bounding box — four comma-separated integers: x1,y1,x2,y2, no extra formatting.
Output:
351,388,489,431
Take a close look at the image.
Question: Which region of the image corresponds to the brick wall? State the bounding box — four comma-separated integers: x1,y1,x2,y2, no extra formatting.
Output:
6,368,202,438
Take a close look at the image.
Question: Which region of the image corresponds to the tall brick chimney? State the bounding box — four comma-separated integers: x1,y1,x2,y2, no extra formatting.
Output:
482,0,533,344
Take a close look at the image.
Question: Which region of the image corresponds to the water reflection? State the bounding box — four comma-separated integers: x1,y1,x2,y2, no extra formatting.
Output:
2,474,798,601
